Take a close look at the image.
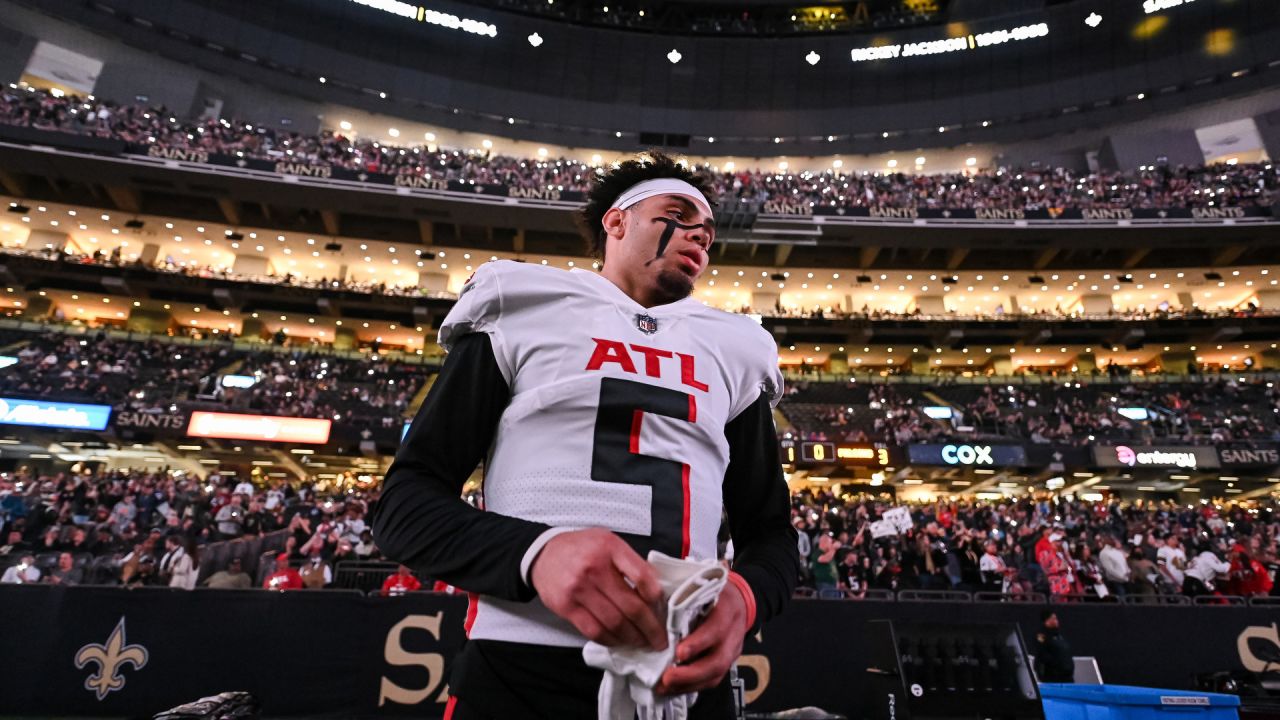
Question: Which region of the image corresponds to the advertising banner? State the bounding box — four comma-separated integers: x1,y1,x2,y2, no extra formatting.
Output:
0,397,112,431
112,409,190,435
186,412,332,444
1092,445,1220,470
802,205,1273,220
1,587,1276,718
1216,445,1280,467
907,443,1027,467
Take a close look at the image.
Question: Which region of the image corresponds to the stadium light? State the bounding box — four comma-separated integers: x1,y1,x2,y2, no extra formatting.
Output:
1085,13,1102,28
667,49,682,64
805,51,821,65
1144,0,1194,13
528,32,543,47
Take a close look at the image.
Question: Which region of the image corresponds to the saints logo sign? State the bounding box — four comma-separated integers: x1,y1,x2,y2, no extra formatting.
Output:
74,617,149,700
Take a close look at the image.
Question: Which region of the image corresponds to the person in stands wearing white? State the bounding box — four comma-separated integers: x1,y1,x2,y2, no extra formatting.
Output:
1183,544,1231,597
0,554,40,584
161,534,199,589
1156,533,1187,593
1098,535,1131,597
979,540,1012,593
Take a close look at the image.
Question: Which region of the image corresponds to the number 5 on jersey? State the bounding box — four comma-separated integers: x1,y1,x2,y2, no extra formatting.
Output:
591,377,695,559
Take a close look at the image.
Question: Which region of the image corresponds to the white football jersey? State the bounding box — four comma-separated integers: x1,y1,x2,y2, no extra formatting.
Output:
438,260,783,647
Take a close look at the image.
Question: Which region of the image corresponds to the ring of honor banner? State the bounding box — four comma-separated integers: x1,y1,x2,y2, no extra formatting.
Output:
127,144,588,202
3,586,1278,718
767,203,1273,221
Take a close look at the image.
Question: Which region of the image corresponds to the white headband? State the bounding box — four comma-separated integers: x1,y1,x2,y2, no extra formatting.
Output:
609,178,714,220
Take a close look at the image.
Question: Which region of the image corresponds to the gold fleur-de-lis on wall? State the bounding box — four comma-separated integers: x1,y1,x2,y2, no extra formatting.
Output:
74,617,150,700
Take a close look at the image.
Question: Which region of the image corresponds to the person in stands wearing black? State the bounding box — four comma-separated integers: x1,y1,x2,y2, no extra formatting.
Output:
1034,611,1074,683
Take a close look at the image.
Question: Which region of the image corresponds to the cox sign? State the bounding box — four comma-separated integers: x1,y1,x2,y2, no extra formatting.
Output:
907,444,1027,467
944,444,992,465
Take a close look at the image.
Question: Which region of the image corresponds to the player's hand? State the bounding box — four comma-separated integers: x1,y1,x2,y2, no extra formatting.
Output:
654,580,748,697
529,528,667,651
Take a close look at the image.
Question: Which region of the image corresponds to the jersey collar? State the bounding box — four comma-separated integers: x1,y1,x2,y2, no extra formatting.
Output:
569,268,702,317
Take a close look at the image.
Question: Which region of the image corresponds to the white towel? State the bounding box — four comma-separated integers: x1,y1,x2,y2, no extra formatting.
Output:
582,551,728,720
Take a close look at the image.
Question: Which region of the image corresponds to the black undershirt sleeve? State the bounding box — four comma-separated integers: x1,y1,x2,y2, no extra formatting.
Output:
371,331,549,602
722,392,799,631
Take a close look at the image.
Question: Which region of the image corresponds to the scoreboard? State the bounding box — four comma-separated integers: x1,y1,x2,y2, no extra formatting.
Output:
780,439,891,466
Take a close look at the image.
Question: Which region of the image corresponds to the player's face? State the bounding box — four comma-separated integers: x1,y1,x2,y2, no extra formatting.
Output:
604,194,715,306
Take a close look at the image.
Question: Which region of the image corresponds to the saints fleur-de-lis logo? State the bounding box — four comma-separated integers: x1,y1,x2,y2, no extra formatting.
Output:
74,617,149,700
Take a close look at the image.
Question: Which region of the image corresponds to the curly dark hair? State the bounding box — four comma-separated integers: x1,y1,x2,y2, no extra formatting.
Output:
575,150,716,261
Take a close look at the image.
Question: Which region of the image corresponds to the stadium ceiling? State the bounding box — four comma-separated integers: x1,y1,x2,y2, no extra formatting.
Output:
463,0,944,37
26,0,1280,155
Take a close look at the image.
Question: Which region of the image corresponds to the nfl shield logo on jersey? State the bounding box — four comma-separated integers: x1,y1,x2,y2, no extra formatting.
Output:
635,313,659,334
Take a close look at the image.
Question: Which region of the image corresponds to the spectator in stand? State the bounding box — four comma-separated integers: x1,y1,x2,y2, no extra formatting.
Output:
353,529,379,560
202,556,251,589
263,553,303,590
1038,533,1078,598
0,529,31,561
1034,611,1075,683
979,539,1012,593
1183,545,1231,597
1156,534,1188,593
0,554,40,584
298,547,332,589
1098,535,1131,597
215,494,245,539
1263,549,1280,597
1073,545,1107,600
340,503,367,545
120,532,160,587
1127,545,1160,596
47,551,83,586
1225,544,1274,597
242,497,273,537
160,535,198,590
810,533,841,597
381,565,422,596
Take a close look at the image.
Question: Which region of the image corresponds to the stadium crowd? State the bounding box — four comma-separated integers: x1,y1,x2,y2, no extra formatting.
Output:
0,325,430,431
785,378,1280,446
0,466,391,589
793,491,1279,601
1,85,1275,212
3,462,1275,604
2,245,435,300
4,244,1273,325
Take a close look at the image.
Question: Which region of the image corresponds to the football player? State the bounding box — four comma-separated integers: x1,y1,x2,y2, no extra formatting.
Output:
373,152,798,718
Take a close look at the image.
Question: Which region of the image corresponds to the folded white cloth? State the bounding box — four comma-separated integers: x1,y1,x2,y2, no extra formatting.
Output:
582,551,728,720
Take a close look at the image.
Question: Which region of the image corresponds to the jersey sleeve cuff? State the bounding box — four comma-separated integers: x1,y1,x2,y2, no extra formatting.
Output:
519,526,580,588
